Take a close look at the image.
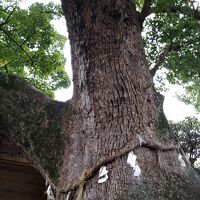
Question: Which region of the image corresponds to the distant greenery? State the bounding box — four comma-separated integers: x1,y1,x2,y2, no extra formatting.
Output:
170,117,200,167
142,0,200,111
0,0,70,97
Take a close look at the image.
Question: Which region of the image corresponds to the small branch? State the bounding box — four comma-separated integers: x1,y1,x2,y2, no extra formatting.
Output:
0,75,67,184
20,30,37,47
0,27,34,65
150,43,181,77
0,7,16,27
139,0,152,30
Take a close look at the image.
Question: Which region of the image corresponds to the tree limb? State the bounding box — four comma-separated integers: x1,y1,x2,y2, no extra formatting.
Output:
0,7,16,27
0,74,68,183
150,43,181,77
139,0,152,29
0,27,34,65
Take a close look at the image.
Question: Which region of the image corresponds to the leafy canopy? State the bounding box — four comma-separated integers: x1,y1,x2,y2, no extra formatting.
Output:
170,117,200,167
0,0,70,97
140,0,200,111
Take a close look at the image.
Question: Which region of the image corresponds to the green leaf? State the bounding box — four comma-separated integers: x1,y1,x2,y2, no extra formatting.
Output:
0,0,70,97
143,0,200,110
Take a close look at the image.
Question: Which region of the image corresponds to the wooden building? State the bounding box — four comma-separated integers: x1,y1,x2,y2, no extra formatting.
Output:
0,137,46,200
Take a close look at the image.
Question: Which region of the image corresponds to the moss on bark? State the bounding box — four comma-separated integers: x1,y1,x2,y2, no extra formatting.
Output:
0,74,66,182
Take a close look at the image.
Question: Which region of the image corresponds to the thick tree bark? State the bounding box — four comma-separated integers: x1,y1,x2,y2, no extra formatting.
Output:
0,75,71,183
0,0,200,200
57,1,200,199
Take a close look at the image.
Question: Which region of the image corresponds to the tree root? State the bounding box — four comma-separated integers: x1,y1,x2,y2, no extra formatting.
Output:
51,139,180,200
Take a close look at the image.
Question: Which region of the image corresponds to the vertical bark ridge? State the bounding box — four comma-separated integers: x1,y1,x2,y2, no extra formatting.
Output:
59,0,200,199
61,0,157,186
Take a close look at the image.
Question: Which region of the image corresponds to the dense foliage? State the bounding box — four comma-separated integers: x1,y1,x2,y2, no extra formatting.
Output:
141,0,200,111
0,0,70,97
170,117,200,167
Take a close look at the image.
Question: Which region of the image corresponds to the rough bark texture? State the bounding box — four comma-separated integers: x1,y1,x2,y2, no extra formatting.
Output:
0,74,71,183
0,0,200,200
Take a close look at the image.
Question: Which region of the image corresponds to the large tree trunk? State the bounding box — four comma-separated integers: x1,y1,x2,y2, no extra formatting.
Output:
0,0,200,199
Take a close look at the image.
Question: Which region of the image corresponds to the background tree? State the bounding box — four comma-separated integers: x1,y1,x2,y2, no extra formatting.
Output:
0,0,70,97
170,117,200,167
143,0,200,111
0,0,200,200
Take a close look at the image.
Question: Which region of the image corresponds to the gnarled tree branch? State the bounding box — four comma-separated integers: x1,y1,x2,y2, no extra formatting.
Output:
0,74,69,183
150,43,181,77
0,7,16,27
0,27,34,65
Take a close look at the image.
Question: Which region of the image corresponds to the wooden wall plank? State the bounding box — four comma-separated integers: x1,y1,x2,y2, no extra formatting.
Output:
0,137,46,200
